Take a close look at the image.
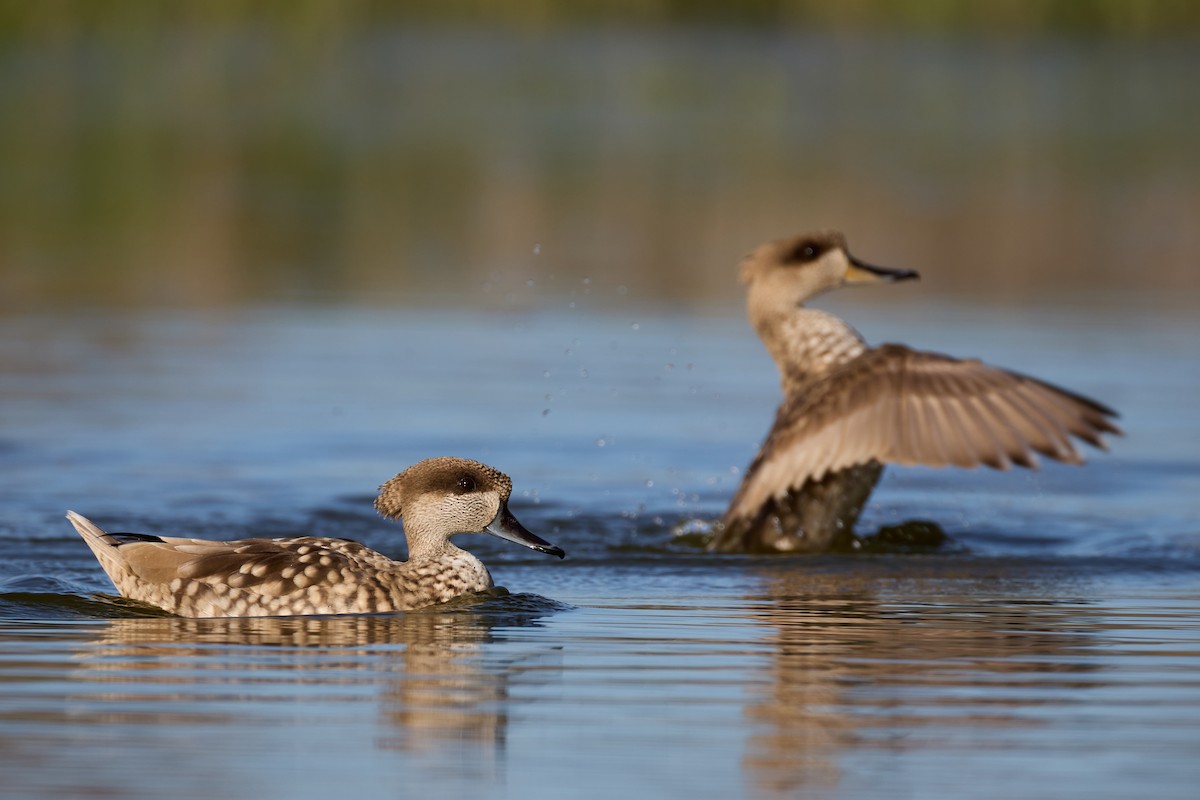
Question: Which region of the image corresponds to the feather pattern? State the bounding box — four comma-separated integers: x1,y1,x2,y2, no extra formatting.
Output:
726,344,1120,523
68,457,564,618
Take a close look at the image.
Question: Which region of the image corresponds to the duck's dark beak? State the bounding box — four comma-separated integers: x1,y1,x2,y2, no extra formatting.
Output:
845,252,920,284
485,503,566,559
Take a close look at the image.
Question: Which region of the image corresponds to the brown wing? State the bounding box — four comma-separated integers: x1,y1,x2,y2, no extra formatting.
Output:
120,536,390,598
726,344,1121,522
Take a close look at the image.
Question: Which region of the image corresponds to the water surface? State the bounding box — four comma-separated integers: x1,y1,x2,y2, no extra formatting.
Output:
1,304,1198,799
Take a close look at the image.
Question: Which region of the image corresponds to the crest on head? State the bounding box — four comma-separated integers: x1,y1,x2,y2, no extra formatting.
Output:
374,457,512,520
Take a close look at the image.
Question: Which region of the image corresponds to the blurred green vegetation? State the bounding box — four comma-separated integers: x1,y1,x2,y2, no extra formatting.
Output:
0,1,1197,310
4,0,1200,37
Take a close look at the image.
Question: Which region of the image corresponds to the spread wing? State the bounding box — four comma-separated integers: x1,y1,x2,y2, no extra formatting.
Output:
726,344,1121,522
119,536,391,597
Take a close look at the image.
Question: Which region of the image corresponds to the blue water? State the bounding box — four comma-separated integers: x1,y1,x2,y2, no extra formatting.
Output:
1,303,1198,799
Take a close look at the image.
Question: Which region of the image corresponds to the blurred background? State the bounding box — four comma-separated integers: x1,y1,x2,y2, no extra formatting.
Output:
3,10,1200,799
1,0,1197,313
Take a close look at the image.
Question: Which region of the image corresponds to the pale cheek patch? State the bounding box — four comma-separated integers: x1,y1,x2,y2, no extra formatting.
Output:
441,492,499,533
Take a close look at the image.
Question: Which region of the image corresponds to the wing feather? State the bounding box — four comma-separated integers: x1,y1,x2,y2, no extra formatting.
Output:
131,537,388,595
726,344,1120,523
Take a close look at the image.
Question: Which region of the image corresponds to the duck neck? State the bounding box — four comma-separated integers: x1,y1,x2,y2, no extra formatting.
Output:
401,519,464,565
752,305,867,390
399,520,493,591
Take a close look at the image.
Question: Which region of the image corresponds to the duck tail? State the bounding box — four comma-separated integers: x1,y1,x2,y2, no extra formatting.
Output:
66,510,120,546
66,510,129,582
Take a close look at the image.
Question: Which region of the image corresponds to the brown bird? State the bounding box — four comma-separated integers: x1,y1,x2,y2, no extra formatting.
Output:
711,231,1120,553
68,457,565,617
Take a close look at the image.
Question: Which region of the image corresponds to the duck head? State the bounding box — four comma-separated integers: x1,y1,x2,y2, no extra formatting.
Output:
376,457,565,559
740,230,919,317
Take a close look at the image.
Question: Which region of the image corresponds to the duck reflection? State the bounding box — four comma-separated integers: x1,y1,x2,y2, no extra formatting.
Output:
74,595,563,767
741,564,1100,796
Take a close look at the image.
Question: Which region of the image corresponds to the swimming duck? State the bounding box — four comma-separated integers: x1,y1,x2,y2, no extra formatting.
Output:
67,457,565,617
711,231,1121,553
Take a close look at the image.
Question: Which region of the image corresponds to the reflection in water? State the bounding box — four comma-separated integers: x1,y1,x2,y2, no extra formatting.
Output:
13,597,563,782
741,566,1100,796
0,568,1198,799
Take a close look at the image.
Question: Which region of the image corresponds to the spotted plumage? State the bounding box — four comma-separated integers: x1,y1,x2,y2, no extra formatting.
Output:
712,231,1121,553
68,457,564,617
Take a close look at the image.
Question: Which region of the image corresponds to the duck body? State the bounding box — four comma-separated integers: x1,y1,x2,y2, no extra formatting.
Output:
68,457,564,617
717,460,883,553
717,304,883,552
67,518,492,617
711,231,1121,553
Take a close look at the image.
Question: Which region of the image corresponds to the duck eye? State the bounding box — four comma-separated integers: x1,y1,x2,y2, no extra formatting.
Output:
786,242,822,264
456,475,477,493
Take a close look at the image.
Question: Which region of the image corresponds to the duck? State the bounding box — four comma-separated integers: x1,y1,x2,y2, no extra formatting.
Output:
710,231,1121,553
67,457,565,617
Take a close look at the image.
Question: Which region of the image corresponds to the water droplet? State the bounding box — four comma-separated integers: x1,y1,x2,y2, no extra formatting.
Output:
645,479,654,488
595,437,607,447
533,243,541,255
630,322,640,331
543,370,551,378
578,368,589,378
568,301,576,309
542,409,551,416
526,279,535,287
